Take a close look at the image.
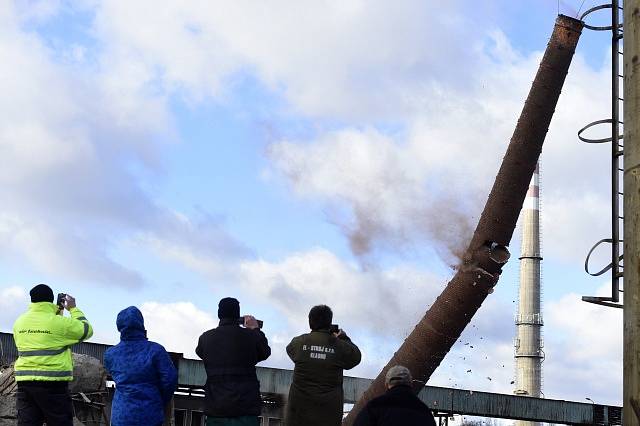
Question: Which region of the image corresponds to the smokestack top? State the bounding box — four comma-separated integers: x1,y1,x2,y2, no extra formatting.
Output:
523,164,540,211
556,14,585,33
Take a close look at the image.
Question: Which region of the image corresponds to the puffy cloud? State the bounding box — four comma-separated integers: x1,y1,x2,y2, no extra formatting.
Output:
140,301,217,358
0,286,29,331
91,0,480,120
134,248,446,372
431,282,623,405
0,3,247,287
137,211,253,281
268,129,473,263
0,0,622,410
543,283,622,404
238,247,445,338
267,31,612,267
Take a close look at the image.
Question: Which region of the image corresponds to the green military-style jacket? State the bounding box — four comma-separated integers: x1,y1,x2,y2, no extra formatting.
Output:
285,330,361,426
13,302,93,382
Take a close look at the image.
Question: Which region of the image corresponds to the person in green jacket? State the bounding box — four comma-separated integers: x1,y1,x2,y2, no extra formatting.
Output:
13,284,93,426
285,305,361,426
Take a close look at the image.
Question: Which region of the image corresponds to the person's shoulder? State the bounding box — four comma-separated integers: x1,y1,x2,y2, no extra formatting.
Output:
148,340,168,352
12,311,28,326
104,342,123,359
289,332,309,343
401,390,432,411
375,387,414,403
366,391,393,409
48,312,79,330
286,333,307,350
198,328,217,339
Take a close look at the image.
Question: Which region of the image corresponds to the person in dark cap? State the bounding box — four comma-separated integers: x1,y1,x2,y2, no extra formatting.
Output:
352,365,436,426
196,297,270,426
285,304,361,426
13,284,93,426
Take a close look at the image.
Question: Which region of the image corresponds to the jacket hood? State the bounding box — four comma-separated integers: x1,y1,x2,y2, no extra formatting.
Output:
116,306,147,341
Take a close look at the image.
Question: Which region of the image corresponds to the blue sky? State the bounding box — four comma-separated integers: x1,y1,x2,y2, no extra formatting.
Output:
0,0,623,409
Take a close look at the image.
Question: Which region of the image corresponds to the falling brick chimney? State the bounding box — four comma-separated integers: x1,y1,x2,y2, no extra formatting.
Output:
343,14,583,425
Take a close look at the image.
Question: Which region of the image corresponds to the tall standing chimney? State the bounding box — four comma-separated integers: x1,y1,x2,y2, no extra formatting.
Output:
514,162,543,426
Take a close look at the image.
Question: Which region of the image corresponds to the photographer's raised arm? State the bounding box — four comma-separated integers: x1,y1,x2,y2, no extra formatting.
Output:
336,332,362,370
254,329,271,362
57,295,93,345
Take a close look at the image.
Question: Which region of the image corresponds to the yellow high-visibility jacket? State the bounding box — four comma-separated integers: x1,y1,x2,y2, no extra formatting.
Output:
13,302,93,382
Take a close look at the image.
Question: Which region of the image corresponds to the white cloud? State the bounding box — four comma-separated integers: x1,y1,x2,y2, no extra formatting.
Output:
92,0,479,120
0,0,623,410
133,248,446,374
431,282,623,405
238,248,444,338
11,0,62,23
544,283,622,404
0,3,248,287
140,301,217,358
137,211,253,281
0,286,29,331
268,129,473,263
267,30,613,267
1,1,611,289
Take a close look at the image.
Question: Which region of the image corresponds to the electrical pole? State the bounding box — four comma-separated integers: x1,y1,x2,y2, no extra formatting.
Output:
624,0,640,424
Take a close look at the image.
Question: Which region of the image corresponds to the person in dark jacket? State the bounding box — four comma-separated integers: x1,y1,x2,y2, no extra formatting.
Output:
353,365,436,426
286,305,361,426
196,297,271,426
104,306,178,426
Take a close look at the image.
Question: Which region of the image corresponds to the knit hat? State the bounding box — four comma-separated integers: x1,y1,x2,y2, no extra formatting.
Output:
29,284,54,303
385,365,412,387
218,297,240,319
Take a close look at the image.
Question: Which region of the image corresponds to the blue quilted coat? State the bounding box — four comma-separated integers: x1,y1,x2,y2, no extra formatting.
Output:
104,306,178,426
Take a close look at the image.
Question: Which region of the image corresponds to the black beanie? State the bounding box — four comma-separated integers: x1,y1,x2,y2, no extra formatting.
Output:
218,297,240,319
30,284,54,303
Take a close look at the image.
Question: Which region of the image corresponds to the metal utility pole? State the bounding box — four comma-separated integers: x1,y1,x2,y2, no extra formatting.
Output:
624,0,640,423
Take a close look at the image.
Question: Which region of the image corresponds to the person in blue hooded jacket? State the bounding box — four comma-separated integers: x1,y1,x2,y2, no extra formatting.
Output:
104,306,178,426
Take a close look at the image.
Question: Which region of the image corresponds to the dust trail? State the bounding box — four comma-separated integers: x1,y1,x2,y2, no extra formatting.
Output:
334,189,481,269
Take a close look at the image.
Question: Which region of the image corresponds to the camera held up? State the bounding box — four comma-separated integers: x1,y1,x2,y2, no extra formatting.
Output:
56,293,67,310
237,316,264,329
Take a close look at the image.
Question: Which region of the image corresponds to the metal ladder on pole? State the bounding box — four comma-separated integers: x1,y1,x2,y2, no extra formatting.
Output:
578,0,624,309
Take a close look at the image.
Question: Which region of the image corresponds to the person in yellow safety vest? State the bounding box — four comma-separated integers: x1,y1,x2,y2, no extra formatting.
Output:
13,284,93,426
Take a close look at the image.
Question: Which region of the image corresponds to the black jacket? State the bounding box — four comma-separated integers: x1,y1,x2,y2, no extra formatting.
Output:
353,385,437,426
195,319,271,417
286,330,361,426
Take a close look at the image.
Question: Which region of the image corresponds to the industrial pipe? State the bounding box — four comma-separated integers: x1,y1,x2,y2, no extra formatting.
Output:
343,14,583,425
